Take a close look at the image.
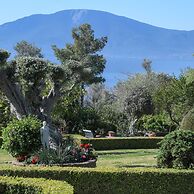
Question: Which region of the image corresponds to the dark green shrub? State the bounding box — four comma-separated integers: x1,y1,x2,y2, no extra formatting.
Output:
81,137,163,150
0,137,2,147
157,130,194,169
0,176,73,193
0,166,194,194
2,116,41,157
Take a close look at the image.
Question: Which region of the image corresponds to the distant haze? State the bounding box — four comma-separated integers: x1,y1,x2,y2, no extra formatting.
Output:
0,9,194,86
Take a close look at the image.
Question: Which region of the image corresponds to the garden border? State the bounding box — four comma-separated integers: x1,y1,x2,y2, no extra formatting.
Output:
81,137,163,150
0,165,193,194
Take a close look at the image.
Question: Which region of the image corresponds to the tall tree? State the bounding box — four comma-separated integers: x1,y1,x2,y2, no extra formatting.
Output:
53,24,107,106
0,24,107,123
14,40,43,58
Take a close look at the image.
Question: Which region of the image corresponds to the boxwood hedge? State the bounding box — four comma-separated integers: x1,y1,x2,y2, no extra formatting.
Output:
1,136,163,150
81,137,163,150
0,165,193,194
0,175,73,194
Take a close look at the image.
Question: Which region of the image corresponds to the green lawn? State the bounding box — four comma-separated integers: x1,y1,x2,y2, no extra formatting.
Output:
0,149,13,164
0,148,158,168
96,149,158,168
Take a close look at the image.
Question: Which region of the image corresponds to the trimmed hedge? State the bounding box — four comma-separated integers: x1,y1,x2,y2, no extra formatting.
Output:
0,175,73,194
0,166,194,194
81,137,163,150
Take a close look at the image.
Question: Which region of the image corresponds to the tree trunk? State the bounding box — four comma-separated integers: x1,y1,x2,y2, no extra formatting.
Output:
0,73,30,119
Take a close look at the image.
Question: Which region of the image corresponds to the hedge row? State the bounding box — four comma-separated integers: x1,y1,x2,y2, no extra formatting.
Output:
0,175,73,194
0,165,194,194
0,136,163,150
81,137,163,150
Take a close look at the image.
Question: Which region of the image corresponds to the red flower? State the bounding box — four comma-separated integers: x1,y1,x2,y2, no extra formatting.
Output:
84,144,90,149
31,155,39,164
80,144,84,148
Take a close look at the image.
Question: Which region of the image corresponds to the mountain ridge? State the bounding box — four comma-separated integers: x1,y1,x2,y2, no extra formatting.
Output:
0,9,194,85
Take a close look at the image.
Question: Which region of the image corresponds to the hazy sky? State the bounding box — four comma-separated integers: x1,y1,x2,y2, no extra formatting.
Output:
0,0,194,30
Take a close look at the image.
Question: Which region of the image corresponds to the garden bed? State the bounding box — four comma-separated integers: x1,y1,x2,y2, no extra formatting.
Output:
12,159,97,168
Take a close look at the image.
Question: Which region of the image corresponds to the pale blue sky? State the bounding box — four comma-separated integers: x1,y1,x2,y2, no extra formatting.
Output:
0,0,194,30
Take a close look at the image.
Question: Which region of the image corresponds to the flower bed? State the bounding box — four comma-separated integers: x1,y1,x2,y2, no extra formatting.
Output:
12,159,97,168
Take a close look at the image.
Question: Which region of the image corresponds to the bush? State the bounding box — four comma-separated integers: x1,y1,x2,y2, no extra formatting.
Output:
0,166,194,194
180,108,194,131
136,114,176,133
2,116,42,157
81,137,163,150
157,130,194,169
0,137,2,147
0,176,73,193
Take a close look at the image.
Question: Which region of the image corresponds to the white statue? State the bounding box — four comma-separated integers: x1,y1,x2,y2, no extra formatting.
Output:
40,121,50,149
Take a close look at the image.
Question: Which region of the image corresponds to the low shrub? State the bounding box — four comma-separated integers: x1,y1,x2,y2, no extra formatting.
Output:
0,175,73,194
0,137,2,147
2,116,42,157
81,137,163,150
157,130,194,169
0,166,194,194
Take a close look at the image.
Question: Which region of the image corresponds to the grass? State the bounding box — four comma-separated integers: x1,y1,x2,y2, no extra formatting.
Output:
0,148,158,168
0,149,13,164
96,149,158,168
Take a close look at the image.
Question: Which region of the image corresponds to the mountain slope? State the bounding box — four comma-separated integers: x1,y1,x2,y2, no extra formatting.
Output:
0,9,194,85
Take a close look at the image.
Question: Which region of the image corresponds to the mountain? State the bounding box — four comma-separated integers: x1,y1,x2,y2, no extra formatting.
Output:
0,9,194,86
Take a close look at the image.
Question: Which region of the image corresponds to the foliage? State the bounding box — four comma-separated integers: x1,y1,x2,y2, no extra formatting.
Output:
153,69,194,126
81,137,162,150
0,176,73,194
53,24,107,85
0,166,194,194
0,137,2,147
2,116,42,157
14,40,43,58
113,72,170,120
25,136,97,165
97,105,129,136
136,114,177,133
157,130,194,169
0,93,12,136
180,108,194,131
0,24,107,123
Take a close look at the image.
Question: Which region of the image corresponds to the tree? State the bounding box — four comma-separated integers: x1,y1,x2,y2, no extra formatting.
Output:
53,24,107,106
14,40,43,58
113,71,169,120
85,83,114,110
0,92,11,135
0,24,107,123
0,49,66,122
153,69,194,126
